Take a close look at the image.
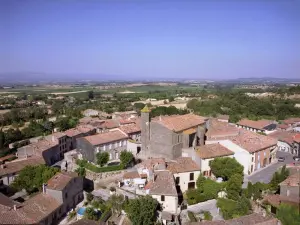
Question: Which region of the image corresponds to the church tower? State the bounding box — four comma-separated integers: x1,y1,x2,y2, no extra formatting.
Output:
141,105,150,159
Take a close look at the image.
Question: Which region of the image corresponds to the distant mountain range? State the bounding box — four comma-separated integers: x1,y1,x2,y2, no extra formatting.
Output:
0,72,299,84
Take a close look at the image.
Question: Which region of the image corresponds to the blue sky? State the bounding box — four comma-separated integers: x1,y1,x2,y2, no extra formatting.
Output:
1,0,299,80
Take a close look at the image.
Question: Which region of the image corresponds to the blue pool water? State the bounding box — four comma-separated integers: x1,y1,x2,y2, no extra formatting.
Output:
77,207,86,215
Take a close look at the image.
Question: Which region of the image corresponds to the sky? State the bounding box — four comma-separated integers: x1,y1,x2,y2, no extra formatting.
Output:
0,0,299,80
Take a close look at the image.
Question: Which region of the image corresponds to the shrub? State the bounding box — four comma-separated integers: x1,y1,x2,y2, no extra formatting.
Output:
203,211,212,221
76,159,124,173
87,192,94,202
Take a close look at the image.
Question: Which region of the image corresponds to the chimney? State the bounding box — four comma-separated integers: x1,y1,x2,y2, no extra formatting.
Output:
42,183,47,194
13,205,17,211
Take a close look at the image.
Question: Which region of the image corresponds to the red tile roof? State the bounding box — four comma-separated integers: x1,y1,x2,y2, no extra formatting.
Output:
47,171,78,191
153,114,207,132
269,131,295,145
229,129,277,153
237,119,274,130
148,170,177,196
277,123,289,129
123,171,140,179
84,130,128,146
119,123,141,134
137,158,166,170
195,144,234,159
167,157,200,173
280,173,300,187
206,119,239,140
0,157,45,176
283,117,300,125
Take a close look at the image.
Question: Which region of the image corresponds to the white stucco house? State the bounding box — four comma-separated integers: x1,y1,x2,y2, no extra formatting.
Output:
82,109,99,117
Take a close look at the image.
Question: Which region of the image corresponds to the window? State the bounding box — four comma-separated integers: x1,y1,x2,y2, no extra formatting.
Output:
109,144,112,149
161,195,165,202
264,151,266,157
103,145,106,151
190,173,194,181
175,177,180,185
119,141,122,147
287,190,290,196
123,140,126,146
65,193,68,199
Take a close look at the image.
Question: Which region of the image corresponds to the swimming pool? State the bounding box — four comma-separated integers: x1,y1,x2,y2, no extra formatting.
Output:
77,207,86,216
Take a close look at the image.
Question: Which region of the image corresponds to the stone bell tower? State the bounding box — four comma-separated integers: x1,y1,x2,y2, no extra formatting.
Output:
140,105,150,159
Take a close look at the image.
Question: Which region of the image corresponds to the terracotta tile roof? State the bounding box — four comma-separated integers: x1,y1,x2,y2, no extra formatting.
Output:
99,119,120,129
153,114,207,132
195,144,234,159
186,213,278,225
119,119,135,125
264,194,300,207
283,117,300,125
206,119,239,140
277,123,289,129
20,193,62,223
147,170,177,196
167,157,200,173
269,131,295,145
229,129,277,153
47,171,78,191
51,132,66,139
136,158,166,170
83,130,128,146
294,133,300,142
0,204,34,224
119,123,141,134
237,119,274,130
280,173,300,187
123,171,141,179
0,193,21,209
65,125,95,137
0,157,45,176
70,219,106,225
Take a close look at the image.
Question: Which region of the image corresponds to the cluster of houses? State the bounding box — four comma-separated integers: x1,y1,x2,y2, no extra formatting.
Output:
1,104,300,224
0,171,83,225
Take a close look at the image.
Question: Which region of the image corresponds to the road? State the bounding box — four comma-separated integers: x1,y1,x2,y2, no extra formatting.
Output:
243,151,299,188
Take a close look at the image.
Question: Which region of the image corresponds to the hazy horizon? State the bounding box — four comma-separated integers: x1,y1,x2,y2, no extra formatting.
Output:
1,0,299,80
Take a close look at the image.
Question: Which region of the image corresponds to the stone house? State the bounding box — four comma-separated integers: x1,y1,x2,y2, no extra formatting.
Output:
145,170,179,224
237,119,277,134
118,122,142,156
141,106,207,160
77,130,128,163
64,125,96,150
0,171,83,225
167,157,201,192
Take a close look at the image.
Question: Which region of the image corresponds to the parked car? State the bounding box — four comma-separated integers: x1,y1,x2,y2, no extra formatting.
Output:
293,156,300,161
278,157,285,162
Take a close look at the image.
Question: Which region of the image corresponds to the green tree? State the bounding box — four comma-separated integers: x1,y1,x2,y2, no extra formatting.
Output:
226,174,243,200
270,165,289,192
96,152,109,166
203,211,212,221
84,207,98,220
168,96,175,102
88,91,94,99
120,151,134,168
124,195,158,225
11,165,59,193
276,204,300,225
108,194,125,216
209,157,244,181
75,167,86,177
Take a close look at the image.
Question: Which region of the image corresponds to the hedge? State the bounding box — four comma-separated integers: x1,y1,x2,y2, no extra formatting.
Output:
76,159,124,173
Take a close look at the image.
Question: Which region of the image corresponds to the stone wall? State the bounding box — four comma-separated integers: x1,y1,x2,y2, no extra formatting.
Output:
85,169,125,181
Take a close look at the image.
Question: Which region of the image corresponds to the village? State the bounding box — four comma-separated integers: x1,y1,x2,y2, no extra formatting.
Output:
1,101,300,225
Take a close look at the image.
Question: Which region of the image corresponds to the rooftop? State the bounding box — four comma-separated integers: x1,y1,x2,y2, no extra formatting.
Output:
229,129,277,153
283,117,300,125
153,114,207,132
237,119,274,130
206,119,239,140
70,219,106,225
167,157,200,173
119,123,141,134
136,158,166,170
280,173,300,187
83,130,128,146
269,131,295,145
195,144,234,159
47,171,78,191
147,170,177,196
123,171,141,179
0,157,45,176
